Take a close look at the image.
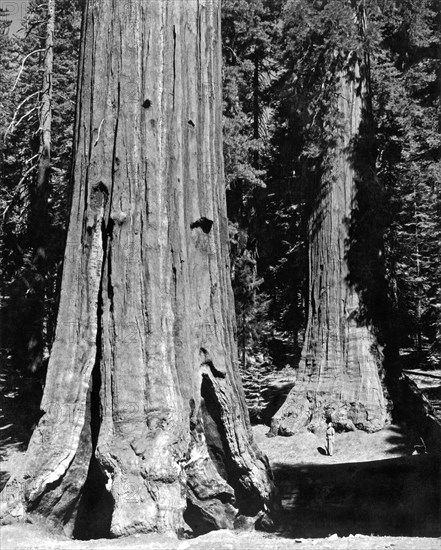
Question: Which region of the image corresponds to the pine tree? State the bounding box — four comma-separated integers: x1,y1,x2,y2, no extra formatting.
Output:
1,0,81,373
373,0,441,366
0,0,82,450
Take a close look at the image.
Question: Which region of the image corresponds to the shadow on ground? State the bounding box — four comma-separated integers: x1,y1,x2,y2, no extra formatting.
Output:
383,423,413,455
272,454,441,538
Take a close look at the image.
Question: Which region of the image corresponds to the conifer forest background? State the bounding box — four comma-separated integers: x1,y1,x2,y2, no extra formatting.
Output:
0,0,440,437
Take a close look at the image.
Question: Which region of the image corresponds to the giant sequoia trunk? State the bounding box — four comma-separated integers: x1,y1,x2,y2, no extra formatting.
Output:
1,0,273,537
271,60,390,435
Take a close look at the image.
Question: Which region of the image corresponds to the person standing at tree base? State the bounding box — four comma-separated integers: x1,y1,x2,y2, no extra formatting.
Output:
326,421,335,456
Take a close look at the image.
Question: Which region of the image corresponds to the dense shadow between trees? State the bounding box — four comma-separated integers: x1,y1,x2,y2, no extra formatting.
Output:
344,91,402,385
345,102,390,331
381,423,414,455
271,454,441,538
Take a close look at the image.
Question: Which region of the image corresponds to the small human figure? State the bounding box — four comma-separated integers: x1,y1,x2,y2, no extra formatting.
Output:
326,421,335,456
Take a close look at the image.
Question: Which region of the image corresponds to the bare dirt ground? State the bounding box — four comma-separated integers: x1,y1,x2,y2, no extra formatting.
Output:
1,423,441,550
1,523,441,550
253,422,415,465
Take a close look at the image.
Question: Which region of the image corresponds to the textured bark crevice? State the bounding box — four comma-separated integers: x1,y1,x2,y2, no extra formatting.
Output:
271,58,391,436
72,258,113,540
184,371,271,535
1,0,274,538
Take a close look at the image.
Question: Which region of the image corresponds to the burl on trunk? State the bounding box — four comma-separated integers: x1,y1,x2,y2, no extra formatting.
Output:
1,0,274,538
271,60,390,436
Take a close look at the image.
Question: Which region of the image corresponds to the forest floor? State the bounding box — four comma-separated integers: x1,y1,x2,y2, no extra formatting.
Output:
2,422,441,549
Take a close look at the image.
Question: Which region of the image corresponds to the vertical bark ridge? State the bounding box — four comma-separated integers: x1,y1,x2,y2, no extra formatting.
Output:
271,59,390,435
1,0,274,538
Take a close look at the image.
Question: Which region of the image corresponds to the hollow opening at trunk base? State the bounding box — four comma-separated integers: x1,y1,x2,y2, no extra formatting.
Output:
72,332,113,540
72,454,114,540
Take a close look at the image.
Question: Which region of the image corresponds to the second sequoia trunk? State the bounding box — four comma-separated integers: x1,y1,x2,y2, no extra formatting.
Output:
271,59,390,435
1,0,274,538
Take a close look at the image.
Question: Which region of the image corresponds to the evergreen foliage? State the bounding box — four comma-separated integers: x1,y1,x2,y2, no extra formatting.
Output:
0,0,82,438
372,0,441,364
0,0,439,433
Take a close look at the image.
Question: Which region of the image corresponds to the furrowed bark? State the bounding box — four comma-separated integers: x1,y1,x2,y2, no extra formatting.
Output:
271,59,390,435
1,0,274,538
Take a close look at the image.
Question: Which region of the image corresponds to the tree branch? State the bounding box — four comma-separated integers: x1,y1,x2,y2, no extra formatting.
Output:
12,49,45,92
1,162,38,219
4,93,40,140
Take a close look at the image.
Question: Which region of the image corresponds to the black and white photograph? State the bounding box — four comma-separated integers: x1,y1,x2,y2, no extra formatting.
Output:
0,1,440,548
